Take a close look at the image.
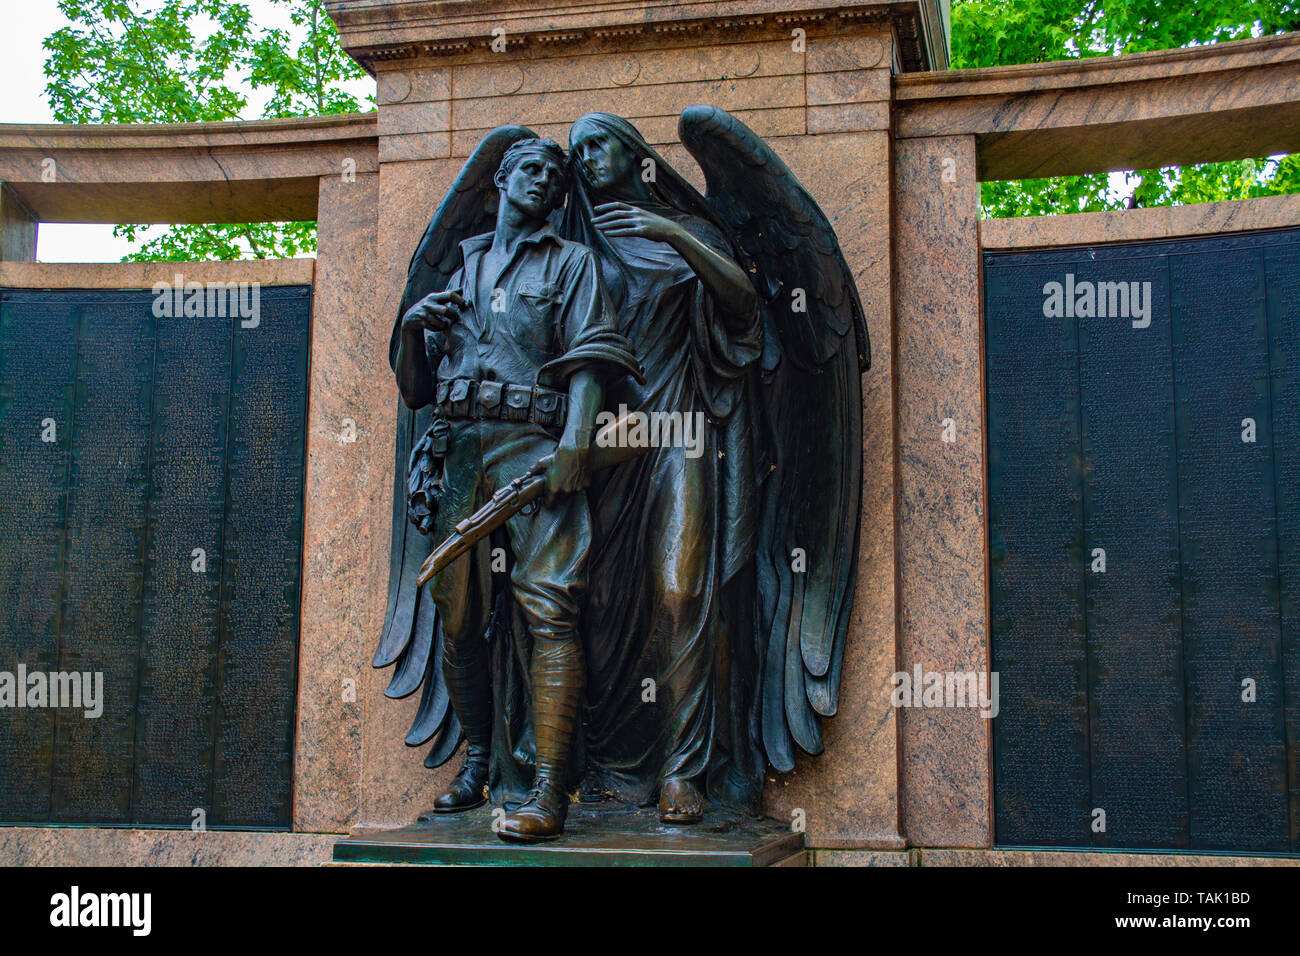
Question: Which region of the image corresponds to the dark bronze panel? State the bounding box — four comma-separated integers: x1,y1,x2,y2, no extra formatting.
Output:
211,287,309,828
987,229,1299,854
0,285,309,830
132,306,231,825
1076,255,1187,850
1173,246,1288,853
986,254,1090,847
0,299,77,822
1266,243,1300,853
50,293,153,824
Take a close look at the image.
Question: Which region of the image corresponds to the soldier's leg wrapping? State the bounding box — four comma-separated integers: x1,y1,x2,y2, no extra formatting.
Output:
483,424,590,836
426,422,493,811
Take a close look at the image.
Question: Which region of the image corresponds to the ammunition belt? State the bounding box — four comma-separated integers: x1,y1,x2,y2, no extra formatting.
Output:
434,377,568,428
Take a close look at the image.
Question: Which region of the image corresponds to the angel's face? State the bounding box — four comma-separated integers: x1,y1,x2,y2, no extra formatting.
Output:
498,154,566,218
571,128,634,193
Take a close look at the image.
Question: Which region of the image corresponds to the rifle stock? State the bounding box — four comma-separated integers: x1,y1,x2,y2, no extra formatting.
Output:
416,412,649,586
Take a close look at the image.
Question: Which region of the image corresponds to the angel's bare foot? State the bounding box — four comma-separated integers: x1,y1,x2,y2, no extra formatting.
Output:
658,777,705,824
577,770,613,804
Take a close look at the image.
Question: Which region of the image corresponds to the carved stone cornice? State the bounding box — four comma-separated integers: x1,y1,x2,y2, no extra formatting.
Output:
325,0,950,74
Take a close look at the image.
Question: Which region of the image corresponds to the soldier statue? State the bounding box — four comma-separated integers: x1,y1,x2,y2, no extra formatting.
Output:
391,137,639,842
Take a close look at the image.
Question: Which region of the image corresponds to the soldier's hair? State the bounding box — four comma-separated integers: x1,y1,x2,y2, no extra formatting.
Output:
499,138,569,187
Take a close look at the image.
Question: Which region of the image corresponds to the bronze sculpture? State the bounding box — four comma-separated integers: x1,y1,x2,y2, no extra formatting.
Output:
391,138,640,841
376,108,869,842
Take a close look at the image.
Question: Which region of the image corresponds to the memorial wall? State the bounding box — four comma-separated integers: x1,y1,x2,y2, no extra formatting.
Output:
0,0,1298,866
987,228,1300,854
0,269,313,832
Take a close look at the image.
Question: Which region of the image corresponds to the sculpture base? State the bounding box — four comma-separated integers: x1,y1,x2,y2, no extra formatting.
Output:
333,803,805,867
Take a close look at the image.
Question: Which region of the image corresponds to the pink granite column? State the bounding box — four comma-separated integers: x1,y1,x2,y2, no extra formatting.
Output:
0,183,37,261
758,52,905,848
357,154,464,828
293,170,380,833
894,134,992,848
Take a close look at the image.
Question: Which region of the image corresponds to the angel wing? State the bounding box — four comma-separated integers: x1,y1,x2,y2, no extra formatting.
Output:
678,105,870,772
375,125,537,767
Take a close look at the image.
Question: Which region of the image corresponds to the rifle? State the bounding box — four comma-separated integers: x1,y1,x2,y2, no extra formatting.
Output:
416,412,648,586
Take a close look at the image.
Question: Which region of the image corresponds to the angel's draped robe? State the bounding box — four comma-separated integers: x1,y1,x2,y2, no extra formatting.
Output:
580,203,768,810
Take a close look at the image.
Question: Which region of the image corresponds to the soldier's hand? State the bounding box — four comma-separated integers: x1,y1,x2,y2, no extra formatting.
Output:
546,438,590,504
402,290,466,334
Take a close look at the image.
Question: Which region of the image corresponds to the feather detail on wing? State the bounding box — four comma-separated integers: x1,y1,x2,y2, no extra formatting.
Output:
678,105,867,771
375,125,536,767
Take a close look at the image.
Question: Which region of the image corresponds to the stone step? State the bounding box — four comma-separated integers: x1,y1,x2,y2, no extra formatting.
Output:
333,804,805,867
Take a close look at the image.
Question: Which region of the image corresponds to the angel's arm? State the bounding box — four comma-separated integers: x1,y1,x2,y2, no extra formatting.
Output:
590,202,757,316
666,226,758,316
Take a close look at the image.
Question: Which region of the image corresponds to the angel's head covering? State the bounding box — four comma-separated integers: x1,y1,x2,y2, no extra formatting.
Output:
562,113,741,299
566,114,713,219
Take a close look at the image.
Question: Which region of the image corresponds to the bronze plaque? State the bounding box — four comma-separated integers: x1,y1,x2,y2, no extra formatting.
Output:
0,285,310,829
987,230,1298,854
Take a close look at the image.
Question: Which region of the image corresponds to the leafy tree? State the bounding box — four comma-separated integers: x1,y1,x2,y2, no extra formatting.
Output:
249,0,366,117
950,0,1300,216
43,0,373,260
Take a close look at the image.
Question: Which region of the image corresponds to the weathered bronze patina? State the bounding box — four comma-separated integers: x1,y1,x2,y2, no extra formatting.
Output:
377,108,869,842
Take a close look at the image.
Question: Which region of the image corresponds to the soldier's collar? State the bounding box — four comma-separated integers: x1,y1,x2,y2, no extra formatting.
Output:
460,220,562,259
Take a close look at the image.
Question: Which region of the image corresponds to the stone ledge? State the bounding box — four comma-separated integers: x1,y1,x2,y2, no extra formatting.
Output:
813,848,916,866
0,113,377,152
813,847,1300,866
980,194,1300,250
4,828,1295,866
919,848,1300,867
0,827,337,866
0,259,316,287
897,31,1300,99
894,34,1300,180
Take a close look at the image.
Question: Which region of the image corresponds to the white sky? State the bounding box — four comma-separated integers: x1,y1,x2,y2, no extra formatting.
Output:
1,0,373,262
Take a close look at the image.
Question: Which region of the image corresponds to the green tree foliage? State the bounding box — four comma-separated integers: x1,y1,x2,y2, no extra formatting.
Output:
43,0,372,259
951,0,1300,216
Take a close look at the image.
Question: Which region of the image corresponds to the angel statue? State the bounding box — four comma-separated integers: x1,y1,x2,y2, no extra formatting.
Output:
374,107,869,839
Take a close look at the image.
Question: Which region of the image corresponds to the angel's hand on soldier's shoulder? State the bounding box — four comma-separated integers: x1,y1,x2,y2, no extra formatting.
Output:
591,202,679,243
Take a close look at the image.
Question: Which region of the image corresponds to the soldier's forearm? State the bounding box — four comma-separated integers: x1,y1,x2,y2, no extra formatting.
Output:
563,369,601,448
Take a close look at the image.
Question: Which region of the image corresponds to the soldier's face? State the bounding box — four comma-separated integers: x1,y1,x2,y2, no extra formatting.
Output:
501,154,566,218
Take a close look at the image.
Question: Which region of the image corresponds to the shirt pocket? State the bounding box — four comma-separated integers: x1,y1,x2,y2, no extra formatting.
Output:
515,283,563,351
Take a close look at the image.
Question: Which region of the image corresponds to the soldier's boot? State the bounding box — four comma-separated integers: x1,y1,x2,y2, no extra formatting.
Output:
498,636,583,842
423,637,492,817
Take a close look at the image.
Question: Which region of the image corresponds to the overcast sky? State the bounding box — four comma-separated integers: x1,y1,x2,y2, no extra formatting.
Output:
1,0,371,262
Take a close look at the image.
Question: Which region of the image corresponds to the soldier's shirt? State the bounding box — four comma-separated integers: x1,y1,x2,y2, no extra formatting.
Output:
426,221,640,391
